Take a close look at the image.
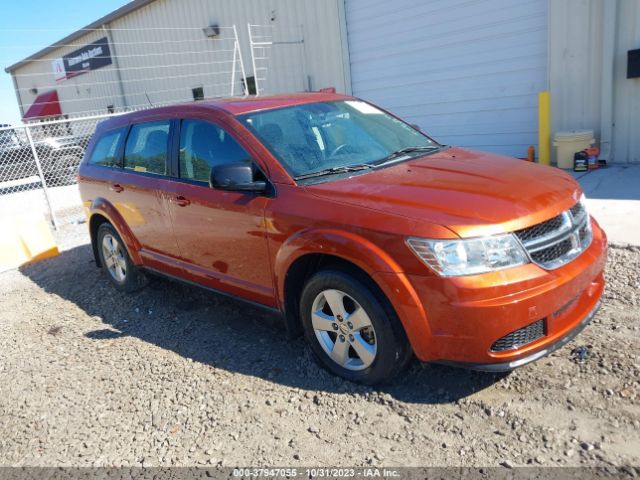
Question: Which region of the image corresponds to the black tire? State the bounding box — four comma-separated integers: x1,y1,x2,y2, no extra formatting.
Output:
96,223,147,293
300,269,412,385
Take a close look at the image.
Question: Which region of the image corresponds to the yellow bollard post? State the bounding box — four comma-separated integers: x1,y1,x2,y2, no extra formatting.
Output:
538,91,551,165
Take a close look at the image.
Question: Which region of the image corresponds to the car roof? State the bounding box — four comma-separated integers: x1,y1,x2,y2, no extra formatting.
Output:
94,92,352,132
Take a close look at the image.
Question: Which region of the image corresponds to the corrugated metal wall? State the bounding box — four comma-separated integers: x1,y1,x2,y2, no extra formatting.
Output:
111,0,347,104
11,0,348,117
345,0,549,158
11,29,125,117
612,0,640,163
550,0,640,164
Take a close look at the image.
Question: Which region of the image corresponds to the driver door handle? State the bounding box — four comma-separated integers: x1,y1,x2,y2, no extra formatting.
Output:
172,195,190,207
110,184,124,193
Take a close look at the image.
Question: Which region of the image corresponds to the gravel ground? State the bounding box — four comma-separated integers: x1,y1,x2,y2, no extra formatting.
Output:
0,224,638,468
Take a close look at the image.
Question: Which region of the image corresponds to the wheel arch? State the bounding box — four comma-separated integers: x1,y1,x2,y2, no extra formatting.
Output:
276,229,428,347
282,252,382,338
88,198,142,267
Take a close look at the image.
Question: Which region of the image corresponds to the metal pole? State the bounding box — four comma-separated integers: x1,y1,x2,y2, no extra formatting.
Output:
233,24,248,97
538,91,551,165
24,125,59,230
299,24,310,91
230,39,238,97
247,23,260,96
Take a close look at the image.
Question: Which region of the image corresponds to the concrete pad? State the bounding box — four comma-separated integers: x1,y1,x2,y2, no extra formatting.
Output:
572,165,640,246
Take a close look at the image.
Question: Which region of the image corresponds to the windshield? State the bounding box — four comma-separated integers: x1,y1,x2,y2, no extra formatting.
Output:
239,100,439,179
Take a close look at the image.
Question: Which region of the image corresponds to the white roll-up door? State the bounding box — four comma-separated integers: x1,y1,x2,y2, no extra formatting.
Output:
345,0,548,157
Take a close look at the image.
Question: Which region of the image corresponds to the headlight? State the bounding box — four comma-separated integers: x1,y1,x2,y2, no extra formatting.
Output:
406,234,529,277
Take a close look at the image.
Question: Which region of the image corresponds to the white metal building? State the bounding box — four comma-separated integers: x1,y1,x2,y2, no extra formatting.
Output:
5,0,640,163
345,0,640,163
5,0,349,119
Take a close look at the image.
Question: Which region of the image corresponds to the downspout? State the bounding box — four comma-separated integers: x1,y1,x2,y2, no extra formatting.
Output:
599,0,617,162
103,24,128,109
336,0,353,95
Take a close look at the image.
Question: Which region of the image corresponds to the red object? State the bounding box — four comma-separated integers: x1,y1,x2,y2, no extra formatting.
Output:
319,87,336,93
585,147,600,170
78,93,607,371
527,145,535,162
22,90,62,120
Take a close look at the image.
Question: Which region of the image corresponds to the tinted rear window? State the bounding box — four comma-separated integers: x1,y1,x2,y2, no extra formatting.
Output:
124,121,170,176
88,129,125,167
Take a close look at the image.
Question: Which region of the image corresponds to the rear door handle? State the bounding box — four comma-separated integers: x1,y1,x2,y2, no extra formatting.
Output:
172,195,190,207
110,184,124,193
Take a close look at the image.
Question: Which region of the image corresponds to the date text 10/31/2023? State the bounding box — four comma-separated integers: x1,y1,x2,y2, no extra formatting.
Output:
232,468,401,478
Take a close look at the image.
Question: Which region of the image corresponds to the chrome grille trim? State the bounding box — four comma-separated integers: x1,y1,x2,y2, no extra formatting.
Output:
515,202,592,270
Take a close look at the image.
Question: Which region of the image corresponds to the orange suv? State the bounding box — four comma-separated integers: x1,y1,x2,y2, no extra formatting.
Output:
78,93,607,384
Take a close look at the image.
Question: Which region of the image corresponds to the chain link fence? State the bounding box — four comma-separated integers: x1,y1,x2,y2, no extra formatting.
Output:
0,22,298,231
0,113,117,228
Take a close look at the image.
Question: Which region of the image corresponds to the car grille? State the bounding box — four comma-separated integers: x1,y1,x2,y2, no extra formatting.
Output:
516,215,565,243
515,201,592,270
490,319,546,352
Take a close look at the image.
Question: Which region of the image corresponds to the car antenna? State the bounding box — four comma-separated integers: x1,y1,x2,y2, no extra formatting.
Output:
144,92,153,106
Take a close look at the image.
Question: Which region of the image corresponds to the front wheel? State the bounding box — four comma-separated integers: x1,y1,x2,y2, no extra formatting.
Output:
300,269,411,385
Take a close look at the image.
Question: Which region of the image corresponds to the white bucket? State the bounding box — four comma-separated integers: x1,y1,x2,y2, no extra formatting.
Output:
553,130,595,169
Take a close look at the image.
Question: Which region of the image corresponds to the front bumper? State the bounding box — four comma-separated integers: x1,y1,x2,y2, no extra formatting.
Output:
373,217,607,367
435,299,601,372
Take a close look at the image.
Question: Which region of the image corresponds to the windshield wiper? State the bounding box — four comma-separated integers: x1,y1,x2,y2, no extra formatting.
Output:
372,145,442,167
294,163,373,181
293,146,442,181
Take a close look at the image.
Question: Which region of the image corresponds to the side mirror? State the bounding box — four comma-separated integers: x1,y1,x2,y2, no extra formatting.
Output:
210,163,267,192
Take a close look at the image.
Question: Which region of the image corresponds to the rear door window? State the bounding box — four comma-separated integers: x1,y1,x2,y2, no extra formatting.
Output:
179,120,251,183
88,129,125,167
124,121,170,175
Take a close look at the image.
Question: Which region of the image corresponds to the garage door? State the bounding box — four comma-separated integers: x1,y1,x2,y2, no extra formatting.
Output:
345,0,548,158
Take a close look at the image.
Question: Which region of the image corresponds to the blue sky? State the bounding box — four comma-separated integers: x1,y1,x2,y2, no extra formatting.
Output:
0,0,128,124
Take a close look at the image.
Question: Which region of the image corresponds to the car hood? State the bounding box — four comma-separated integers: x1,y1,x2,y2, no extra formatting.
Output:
306,147,582,238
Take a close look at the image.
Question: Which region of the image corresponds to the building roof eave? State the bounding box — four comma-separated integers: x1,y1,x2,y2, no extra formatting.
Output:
4,0,156,74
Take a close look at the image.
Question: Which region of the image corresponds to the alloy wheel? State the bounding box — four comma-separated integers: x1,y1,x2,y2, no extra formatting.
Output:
311,289,377,371
101,233,127,282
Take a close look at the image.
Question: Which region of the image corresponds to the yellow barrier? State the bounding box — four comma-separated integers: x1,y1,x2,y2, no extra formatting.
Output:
0,213,59,272
538,91,551,165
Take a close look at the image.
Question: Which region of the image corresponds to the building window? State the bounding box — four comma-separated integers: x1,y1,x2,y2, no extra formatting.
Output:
242,76,257,96
192,87,204,101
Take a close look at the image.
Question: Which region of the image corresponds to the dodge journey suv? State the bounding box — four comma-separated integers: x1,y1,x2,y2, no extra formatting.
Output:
78,93,607,384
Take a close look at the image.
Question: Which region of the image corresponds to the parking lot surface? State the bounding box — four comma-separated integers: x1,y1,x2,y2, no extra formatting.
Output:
0,225,638,467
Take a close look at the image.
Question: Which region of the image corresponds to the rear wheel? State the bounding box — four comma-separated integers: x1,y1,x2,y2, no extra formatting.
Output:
96,223,147,293
300,269,411,385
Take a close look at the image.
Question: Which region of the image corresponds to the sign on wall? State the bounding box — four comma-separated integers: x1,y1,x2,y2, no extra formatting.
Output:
51,37,112,82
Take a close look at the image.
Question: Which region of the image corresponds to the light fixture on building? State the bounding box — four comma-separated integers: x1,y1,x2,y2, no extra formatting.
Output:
202,24,220,38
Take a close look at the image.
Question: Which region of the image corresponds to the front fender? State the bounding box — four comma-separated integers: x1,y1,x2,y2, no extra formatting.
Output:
273,228,431,349
274,229,402,295
89,197,143,265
